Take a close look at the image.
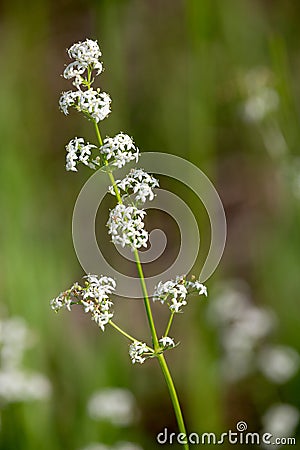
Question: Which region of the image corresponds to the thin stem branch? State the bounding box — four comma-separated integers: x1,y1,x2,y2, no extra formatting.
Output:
109,320,153,350
164,311,175,337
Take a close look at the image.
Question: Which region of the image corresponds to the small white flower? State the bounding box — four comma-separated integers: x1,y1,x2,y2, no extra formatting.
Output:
129,341,149,364
63,60,86,81
59,89,111,123
59,40,108,122
92,310,113,332
153,276,207,313
109,169,159,204
153,276,187,313
50,275,116,331
67,39,103,74
65,137,97,172
83,274,116,303
77,89,111,123
81,300,95,313
59,90,79,115
50,292,72,312
84,274,116,291
82,275,115,330
193,281,208,297
100,133,139,168
107,204,148,250
159,337,175,348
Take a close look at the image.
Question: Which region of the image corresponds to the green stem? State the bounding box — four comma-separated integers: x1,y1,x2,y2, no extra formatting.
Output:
133,248,160,351
93,120,188,447
93,120,123,202
164,311,175,337
157,354,189,450
108,170,122,202
92,120,159,350
93,120,103,146
87,68,91,85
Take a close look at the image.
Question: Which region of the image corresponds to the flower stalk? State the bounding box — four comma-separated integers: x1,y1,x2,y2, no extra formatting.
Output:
52,38,209,449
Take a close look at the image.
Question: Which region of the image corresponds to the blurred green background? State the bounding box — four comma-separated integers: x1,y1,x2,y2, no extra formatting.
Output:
1,1,300,449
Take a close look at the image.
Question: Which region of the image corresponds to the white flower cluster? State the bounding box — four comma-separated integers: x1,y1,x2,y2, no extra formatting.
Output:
129,341,151,364
59,39,111,122
0,317,51,404
50,281,80,312
59,42,143,175
109,169,159,203
59,90,79,115
159,336,176,349
100,133,139,168
78,89,111,122
153,276,207,313
66,39,103,83
65,137,97,171
50,274,116,331
59,88,111,123
107,204,148,250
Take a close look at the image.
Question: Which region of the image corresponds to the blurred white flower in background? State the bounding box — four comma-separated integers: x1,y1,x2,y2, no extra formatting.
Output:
79,444,110,450
239,66,300,206
282,157,300,200
239,67,279,123
0,317,32,369
243,87,279,122
0,371,51,402
220,350,255,382
261,124,288,158
207,281,277,382
80,443,143,450
258,345,300,384
87,388,138,426
0,316,51,404
114,442,143,450
262,404,299,443
209,281,300,446
207,283,249,324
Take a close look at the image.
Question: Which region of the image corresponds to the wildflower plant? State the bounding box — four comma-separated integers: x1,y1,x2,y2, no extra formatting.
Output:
52,38,208,449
